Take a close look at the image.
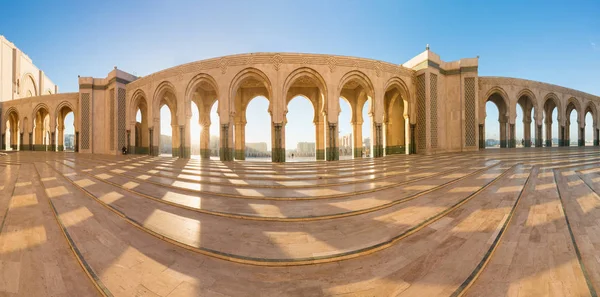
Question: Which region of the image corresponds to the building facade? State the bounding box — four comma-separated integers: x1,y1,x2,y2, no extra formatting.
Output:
1,37,599,162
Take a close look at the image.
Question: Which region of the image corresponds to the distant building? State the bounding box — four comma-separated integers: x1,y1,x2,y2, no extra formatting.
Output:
210,135,220,156
339,133,352,156
64,134,75,150
246,142,268,153
485,139,499,147
363,137,371,157
246,142,270,158
296,142,315,157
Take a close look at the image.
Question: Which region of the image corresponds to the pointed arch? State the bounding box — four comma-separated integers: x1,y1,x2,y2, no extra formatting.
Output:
130,88,150,154
543,93,561,121
566,97,582,117
383,77,411,118
32,103,51,121
21,73,37,97
282,67,327,117
584,102,598,127
55,101,76,121
153,80,178,114
4,106,20,122
383,77,410,154
338,70,375,117
230,67,273,117
130,89,149,122
483,86,510,118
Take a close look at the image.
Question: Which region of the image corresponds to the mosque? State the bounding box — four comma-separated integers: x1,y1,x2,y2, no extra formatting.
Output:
1,35,600,296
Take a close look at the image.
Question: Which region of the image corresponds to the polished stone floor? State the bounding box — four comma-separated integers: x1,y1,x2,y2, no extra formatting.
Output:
0,148,599,296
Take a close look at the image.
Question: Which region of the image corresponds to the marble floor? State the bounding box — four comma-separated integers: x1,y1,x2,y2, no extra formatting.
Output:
0,148,599,296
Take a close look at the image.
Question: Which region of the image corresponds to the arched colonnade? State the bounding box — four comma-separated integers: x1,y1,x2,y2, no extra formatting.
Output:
479,77,600,148
126,53,416,162
1,93,79,152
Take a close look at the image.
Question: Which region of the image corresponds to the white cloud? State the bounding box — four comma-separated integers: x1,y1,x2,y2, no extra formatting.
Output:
592,42,597,51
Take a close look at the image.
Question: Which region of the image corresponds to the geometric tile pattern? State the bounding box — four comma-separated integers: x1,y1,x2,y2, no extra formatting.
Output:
430,74,438,149
118,88,126,150
416,74,426,151
81,93,90,149
465,77,476,147
110,89,115,150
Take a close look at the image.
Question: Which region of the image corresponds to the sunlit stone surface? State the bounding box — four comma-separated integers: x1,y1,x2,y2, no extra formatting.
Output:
0,149,598,296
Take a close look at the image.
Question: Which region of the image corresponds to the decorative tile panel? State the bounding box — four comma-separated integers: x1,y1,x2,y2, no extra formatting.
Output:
430,74,438,148
118,88,126,150
416,74,426,151
81,93,90,149
465,77,476,147
110,89,115,150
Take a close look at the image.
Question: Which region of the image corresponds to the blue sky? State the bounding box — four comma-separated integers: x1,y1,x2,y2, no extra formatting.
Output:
2,0,599,148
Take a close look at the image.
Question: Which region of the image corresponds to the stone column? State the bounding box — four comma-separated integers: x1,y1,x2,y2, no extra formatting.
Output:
58,127,65,151
51,132,56,151
499,120,507,148
579,127,584,146
373,123,383,158
479,124,485,149
595,128,599,146
19,133,23,151
170,124,180,157
325,122,338,161
409,124,416,154
200,119,211,159
565,122,571,147
34,118,43,150
126,130,131,153
559,125,566,147
234,121,245,160
315,120,324,160
536,125,542,147
180,125,190,158
1,133,4,150
272,123,285,162
29,132,33,151
545,121,552,147
75,132,79,152
220,123,234,161
523,119,531,147
149,127,156,156
509,124,516,148
351,121,362,158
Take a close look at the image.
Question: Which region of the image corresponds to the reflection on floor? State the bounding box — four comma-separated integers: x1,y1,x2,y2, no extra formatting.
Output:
0,148,599,296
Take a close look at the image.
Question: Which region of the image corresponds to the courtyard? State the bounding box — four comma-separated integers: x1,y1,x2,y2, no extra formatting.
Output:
0,148,599,296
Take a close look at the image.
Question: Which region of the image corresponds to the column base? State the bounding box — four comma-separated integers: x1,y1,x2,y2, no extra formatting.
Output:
271,148,286,163
234,149,245,160
150,146,159,156
373,145,384,157
129,146,149,155
316,149,325,160
326,147,339,161
385,145,406,155
353,148,362,158
578,140,584,147
200,149,211,159
182,147,191,159
220,148,234,161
